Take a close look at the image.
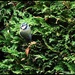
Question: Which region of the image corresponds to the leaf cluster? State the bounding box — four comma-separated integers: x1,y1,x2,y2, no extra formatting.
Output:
0,1,75,74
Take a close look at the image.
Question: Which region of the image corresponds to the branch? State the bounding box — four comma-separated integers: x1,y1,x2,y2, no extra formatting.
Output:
43,38,58,52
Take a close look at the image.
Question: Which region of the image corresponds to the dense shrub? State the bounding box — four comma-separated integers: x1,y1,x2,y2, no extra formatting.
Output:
0,1,75,74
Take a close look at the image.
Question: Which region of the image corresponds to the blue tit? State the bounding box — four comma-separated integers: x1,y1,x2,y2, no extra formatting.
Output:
20,23,32,43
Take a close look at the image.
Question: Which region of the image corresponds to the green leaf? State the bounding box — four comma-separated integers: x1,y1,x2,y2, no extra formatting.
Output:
64,62,75,74
12,70,22,74
34,54,48,61
54,65,64,72
72,41,75,46
65,34,69,42
16,2,25,9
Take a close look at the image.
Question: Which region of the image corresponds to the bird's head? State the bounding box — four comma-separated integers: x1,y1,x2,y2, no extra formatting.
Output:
20,23,28,30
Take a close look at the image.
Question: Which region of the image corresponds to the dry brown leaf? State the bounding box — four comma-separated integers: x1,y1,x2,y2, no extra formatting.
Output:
25,41,36,56
21,58,25,61
30,41,36,45
25,47,30,56
28,41,36,47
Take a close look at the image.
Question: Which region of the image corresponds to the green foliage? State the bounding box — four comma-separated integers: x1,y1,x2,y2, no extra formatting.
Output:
0,1,75,74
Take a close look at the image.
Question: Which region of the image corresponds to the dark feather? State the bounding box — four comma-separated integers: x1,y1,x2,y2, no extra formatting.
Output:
20,31,32,43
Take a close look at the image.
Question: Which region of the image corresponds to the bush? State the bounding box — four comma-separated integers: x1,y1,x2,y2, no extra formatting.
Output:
0,1,75,74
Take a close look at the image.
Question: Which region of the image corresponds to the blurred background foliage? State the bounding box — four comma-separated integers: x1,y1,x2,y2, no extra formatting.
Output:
0,1,75,74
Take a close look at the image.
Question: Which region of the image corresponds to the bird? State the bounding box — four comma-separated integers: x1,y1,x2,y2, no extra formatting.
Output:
20,23,32,43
